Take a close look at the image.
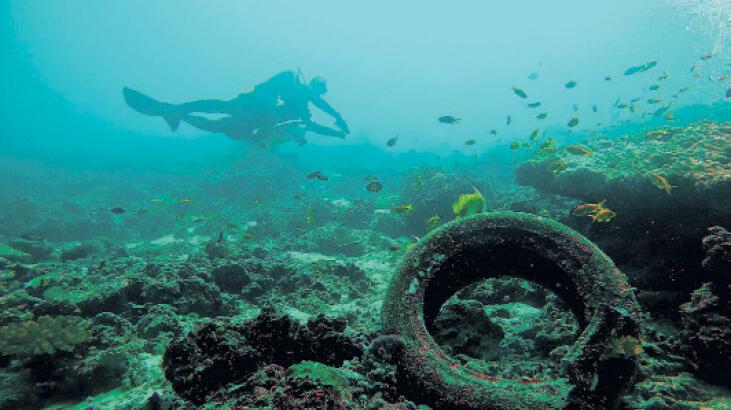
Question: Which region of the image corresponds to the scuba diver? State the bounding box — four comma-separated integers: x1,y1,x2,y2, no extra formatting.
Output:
123,70,350,145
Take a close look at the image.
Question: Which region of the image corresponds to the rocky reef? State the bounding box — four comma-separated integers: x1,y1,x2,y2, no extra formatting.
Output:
516,120,731,315
2,122,731,408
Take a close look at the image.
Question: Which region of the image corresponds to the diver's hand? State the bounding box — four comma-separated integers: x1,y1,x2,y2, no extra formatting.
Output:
335,117,350,134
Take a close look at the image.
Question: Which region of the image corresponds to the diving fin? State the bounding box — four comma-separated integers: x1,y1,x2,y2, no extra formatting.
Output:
123,87,180,132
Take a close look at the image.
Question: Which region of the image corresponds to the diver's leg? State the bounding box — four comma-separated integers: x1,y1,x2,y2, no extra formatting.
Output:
175,99,237,115
181,114,256,141
180,114,230,133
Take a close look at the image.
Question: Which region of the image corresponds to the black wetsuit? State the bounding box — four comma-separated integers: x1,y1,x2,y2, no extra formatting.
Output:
175,70,348,141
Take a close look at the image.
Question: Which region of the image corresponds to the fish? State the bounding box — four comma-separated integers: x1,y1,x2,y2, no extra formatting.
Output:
653,104,673,117
547,160,567,173
394,203,415,213
366,181,383,192
572,104,579,112
536,112,548,120
242,233,255,241
567,117,580,128
592,105,598,113
464,139,476,145
663,112,675,121
565,80,578,89
591,208,617,223
509,141,521,150
136,208,149,214
604,76,612,81
489,129,498,136
426,215,441,228
624,61,657,75
438,115,461,124
678,86,690,93
304,214,314,225
512,86,528,99
700,51,713,61
651,174,674,194
573,200,616,222
645,129,671,140
690,63,699,72
150,199,164,204
413,175,425,188
528,72,539,80
630,97,642,103
647,97,662,104
530,128,541,140
572,200,606,216
649,84,661,91
727,84,731,99
658,71,671,81
110,207,126,214
306,171,329,181
452,187,487,218
176,198,193,204
565,144,592,156
386,136,398,147
630,104,640,113
527,102,541,108
506,116,512,126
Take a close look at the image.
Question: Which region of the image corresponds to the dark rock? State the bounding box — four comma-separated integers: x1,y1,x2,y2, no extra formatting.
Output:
162,309,361,405
60,241,101,261
701,226,731,280
432,298,504,361
7,238,53,262
679,226,731,387
211,263,251,293
203,240,230,260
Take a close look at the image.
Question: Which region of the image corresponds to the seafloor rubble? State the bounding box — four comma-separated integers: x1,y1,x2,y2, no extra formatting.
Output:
0,121,730,409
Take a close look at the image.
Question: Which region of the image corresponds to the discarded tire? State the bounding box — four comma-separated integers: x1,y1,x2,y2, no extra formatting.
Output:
382,212,641,409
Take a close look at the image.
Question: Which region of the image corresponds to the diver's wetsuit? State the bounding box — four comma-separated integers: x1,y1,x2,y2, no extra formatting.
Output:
173,70,348,141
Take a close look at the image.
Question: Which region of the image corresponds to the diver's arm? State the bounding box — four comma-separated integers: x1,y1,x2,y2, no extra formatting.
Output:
304,119,346,139
311,96,350,133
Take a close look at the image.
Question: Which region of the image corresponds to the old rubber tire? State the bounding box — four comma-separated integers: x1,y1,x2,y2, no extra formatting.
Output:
382,212,641,409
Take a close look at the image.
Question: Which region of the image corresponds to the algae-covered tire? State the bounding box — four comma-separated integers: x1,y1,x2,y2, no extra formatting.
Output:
382,212,641,410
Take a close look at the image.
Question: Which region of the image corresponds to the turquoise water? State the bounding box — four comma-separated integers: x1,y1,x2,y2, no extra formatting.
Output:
1,2,730,409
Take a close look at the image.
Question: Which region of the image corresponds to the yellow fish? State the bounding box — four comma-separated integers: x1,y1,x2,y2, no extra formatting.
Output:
565,144,593,156
394,203,415,214
452,187,487,218
177,198,193,204
591,208,617,223
572,200,606,216
427,215,441,228
651,174,674,194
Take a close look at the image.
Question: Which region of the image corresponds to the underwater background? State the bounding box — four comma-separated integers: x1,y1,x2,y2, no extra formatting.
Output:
1,1,730,409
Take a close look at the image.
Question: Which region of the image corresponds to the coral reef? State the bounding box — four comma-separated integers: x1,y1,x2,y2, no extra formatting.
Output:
1,124,731,408
679,226,731,388
0,315,90,356
515,120,731,314
162,309,361,405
